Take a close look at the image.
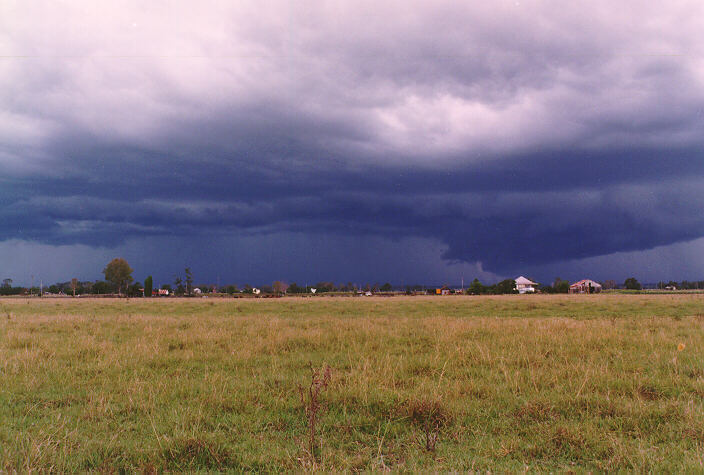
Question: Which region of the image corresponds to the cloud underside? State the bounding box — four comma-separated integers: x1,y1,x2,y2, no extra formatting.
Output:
2,1,704,272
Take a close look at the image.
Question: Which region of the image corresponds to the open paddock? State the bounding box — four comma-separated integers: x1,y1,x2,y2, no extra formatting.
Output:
0,294,702,471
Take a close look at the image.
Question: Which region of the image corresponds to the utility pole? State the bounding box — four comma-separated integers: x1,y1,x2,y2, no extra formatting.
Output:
31,275,34,296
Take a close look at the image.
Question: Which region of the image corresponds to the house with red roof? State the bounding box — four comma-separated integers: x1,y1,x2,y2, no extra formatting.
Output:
569,279,602,294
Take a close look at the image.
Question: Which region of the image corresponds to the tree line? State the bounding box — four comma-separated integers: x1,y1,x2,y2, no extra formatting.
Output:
2,257,701,297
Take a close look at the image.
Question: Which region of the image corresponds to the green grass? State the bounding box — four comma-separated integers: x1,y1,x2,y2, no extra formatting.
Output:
0,294,703,471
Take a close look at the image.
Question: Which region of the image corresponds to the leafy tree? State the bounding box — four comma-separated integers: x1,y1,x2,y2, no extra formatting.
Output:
493,279,517,294
144,275,153,298
380,282,393,292
272,281,289,295
555,281,570,293
102,258,134,295
314,282,336,293
288,282,305,293
466,278,486,295
223,284,238,294
2,278,12,288
185,268,194,296
92,280,111,294
603,280,617,290
552,277,569,294
127,281,142,297
624,277,642,290
260,284,273,294
174,276,185,295
538,283,555,294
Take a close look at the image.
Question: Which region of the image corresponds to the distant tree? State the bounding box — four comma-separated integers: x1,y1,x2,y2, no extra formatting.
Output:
161,284,172,292
552,278,569,294
242,284,253,294
624,277,642,290
272,281,289,295
538,283,555,294
380,282,392,292
2,278,12,288
144,275,153,297
71,278,78,297
603,280,617,290
288,282,304,294
92,280,111,294
466,278,486,295
48,284,59,294
493,279,517,294
127,281,142,297
103,258,134,295
314,282,336,293
260,284,273,294
185,268,194,296
223,284,237,294
174,276,185,295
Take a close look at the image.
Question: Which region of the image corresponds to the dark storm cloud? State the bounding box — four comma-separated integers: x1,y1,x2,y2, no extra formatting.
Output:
2,1,704,274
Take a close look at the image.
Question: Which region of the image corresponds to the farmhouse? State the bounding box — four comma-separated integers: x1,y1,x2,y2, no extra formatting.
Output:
515,276,538,294
569,279,602,294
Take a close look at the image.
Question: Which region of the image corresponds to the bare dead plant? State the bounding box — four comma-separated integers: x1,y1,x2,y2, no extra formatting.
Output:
298,363,332,462
408,398,449,453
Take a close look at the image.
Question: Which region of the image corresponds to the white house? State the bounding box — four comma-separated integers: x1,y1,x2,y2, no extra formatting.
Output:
252,287,261,295
515,276,538,294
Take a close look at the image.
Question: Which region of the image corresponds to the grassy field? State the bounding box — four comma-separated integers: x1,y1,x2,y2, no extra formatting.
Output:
0,294,702,471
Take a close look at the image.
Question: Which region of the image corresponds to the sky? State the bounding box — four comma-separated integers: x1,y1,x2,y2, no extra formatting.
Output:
2,1,704,287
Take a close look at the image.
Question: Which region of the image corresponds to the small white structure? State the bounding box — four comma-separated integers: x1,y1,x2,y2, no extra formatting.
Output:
193,287,202,294
310,288,317,294
569,279,602,294
252,288,261,295
364,291,373,296
515,276,538,294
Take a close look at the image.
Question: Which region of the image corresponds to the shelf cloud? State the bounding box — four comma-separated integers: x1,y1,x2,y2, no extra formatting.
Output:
2,1,704,282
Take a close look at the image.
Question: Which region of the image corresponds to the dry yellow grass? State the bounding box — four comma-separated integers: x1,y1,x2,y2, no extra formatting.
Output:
0,294,702,470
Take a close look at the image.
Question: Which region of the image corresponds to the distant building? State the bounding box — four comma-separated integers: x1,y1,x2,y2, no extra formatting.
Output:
569,279,602,294
435,286,451,295
515,276,538,294
252,288,261,295
665,285,677,291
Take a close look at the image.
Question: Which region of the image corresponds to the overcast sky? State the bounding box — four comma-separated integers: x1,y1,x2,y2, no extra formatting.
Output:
2,1,704,286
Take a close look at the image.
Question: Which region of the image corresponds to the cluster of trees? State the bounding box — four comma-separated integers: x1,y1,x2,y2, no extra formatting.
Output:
465,278,519,295
287,282,393,293
657,280,704,290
